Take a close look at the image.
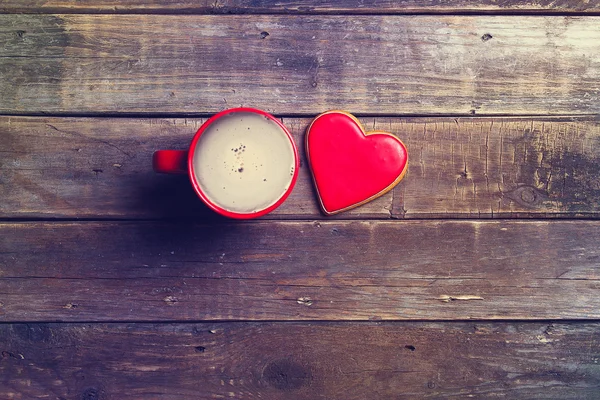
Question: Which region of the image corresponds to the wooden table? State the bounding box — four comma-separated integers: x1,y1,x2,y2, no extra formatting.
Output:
2,1,600,398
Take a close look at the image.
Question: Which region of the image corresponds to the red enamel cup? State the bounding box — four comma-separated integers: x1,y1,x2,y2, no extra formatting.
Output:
153,108,299,219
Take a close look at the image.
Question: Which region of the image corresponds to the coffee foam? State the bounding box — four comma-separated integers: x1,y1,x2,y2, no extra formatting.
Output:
192,111,296,214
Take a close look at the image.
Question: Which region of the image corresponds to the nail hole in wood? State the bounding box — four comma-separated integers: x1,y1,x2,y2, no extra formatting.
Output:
481,33,493,41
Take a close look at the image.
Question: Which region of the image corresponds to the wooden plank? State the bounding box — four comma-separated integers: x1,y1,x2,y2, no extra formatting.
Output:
2,15,600,116
2,0,600,14
1,220,599,321
2,116,600,219
1,322,599,399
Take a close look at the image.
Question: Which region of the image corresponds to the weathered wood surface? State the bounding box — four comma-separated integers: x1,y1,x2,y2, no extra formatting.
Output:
2,15,600,116
1,322,599,399
1,220,599,321
2,0,600,14
2,2,599,397
2,116,600,219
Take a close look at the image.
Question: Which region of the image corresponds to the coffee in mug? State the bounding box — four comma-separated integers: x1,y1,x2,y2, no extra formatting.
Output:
153,108,299,219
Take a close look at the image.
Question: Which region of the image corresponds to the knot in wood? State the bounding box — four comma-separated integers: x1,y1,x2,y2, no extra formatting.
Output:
81,388,100,400
263,359,311,391
297,297,313,306
520,187,537,203
502,185,545,208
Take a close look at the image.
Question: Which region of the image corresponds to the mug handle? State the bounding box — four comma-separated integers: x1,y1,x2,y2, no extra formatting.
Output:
153,150,188,174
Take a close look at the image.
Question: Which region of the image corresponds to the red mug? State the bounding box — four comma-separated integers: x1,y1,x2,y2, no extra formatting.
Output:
153,108,299,219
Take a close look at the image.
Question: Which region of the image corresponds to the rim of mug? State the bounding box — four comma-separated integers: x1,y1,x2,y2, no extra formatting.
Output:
188,107,300,219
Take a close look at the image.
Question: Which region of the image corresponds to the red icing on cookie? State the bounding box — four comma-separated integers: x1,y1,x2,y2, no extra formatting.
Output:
306,111,408,215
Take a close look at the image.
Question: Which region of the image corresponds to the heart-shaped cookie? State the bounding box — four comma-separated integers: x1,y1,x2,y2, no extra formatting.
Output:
306,111,408,215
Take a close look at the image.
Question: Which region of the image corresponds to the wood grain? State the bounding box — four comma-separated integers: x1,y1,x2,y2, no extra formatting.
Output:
2,15,600,115
2,116,600,219
2,6,598,398
1,220,599,322
2,0,600,14
1,322,599,399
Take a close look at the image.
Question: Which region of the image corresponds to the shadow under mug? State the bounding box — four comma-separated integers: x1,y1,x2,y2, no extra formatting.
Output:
153,108,300,219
